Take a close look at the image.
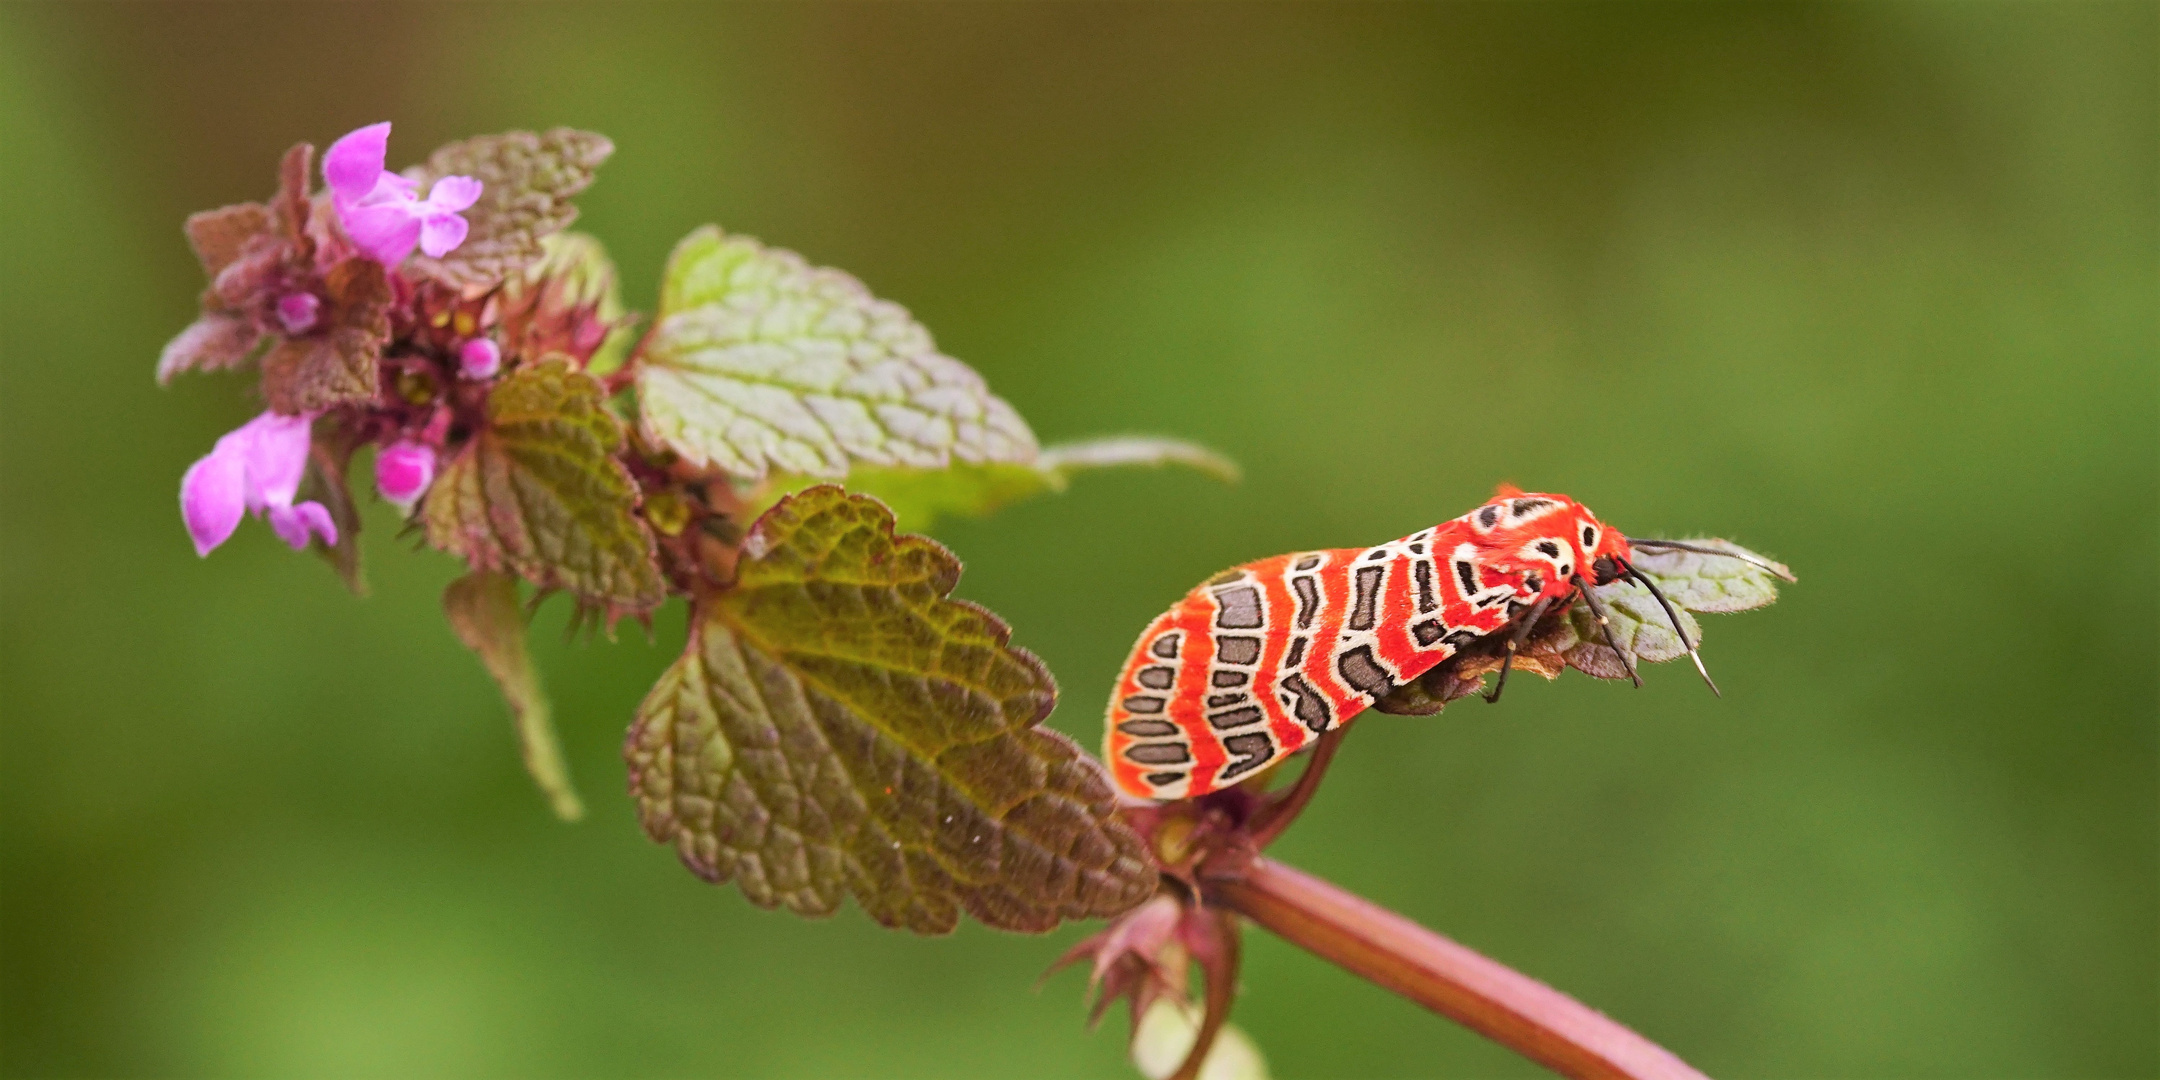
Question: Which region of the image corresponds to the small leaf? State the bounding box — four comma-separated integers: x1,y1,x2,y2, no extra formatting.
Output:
625,486,1156,933
184,203,273,280
297,430,365,595
753,436,1241,533
260,257,391,414
1564,538,1791,677
156,314,263,384
404,129,614,290
271,142,315,249
422,359,665,616
444,571,585,821
636,225,1038,482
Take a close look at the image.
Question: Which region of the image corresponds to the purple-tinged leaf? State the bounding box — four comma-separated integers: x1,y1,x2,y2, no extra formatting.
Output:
402,129,614,290
259,257,391,414
156,314,263,385
422,359,665,617
626,486,1156,933
184,203,274,281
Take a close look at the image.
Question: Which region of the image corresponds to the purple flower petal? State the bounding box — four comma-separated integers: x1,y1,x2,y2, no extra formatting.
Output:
418,212,470,259
267,501,338,550
342,202,423,265
425,175,483,213
458,338,502,380
375,440,437,504
235,410,315,512
180,448,247,557
276,292,321,335
324,122,392,205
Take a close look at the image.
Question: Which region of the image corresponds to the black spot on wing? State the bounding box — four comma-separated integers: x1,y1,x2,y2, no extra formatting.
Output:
1336,645,1396,698
1207,705,1264,730
1217,636,1261,665
1218,732,1277,780
1279,672,1332,732
1292,575,1320,630
1125,742,1190,765
1118,720,1179,737
1349,565,1384,631
1214,585,1264,629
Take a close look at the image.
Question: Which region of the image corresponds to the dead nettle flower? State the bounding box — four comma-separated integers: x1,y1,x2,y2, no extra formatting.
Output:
374,439,437,512
324,122,482,267
180,410,337,556
275,291,321,335
457,337,502,380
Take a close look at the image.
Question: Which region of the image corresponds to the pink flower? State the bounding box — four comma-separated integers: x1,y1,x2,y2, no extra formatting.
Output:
375,440,437,509
324,122,482,266
276,292,320,335
457,338,502,380
180,410,337,556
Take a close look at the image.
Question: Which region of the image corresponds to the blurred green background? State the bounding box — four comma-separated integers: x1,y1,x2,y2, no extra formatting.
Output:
2,3,2152,1077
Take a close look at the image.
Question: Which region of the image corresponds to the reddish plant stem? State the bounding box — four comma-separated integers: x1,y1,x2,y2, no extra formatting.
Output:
1243,722,1350,850
1205,858,1709,1080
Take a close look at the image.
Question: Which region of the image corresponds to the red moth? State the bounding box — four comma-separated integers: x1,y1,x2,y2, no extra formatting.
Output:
1104,486,1759,800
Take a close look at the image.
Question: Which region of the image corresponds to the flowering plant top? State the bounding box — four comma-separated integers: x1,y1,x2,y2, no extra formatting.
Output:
155,121,1226,920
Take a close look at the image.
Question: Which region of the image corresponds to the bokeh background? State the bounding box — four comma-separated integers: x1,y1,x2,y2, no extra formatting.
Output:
2,3,2152,1077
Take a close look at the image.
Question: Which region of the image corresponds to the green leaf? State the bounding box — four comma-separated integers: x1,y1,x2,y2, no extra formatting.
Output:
635,225,1039,482
259,257,390,414
1563,537,1793,677
422,359,666,616
625,486,1156,933
444,571,584,821
404,129,614,290
752,436,1242,533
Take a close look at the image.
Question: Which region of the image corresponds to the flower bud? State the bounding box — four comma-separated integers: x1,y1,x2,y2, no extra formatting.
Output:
376,440,437,510
459,337,502,380
276,292,321,335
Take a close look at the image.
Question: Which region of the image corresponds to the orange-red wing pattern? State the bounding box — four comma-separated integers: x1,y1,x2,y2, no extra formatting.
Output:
1104,489,1634,799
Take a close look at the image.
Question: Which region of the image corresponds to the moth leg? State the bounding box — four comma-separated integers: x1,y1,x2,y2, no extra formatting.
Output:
1484,594,1554,705
1571,574,1641,688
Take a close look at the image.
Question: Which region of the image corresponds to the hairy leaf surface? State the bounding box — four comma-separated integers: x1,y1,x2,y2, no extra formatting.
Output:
423,360,665,615
636,226,1038,482
405,129,614,290
260,258,391,414
626,486,1156,933
444,571,584,821
156,314,263,384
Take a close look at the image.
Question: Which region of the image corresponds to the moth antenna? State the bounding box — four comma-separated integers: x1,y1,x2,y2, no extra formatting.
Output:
1571,574,1641,688
1623,562,1720,698
1484,594,1555,705
1622,537,1796,582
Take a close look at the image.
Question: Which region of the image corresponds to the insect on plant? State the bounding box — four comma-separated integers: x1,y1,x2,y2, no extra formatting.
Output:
1105,486,1795,799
